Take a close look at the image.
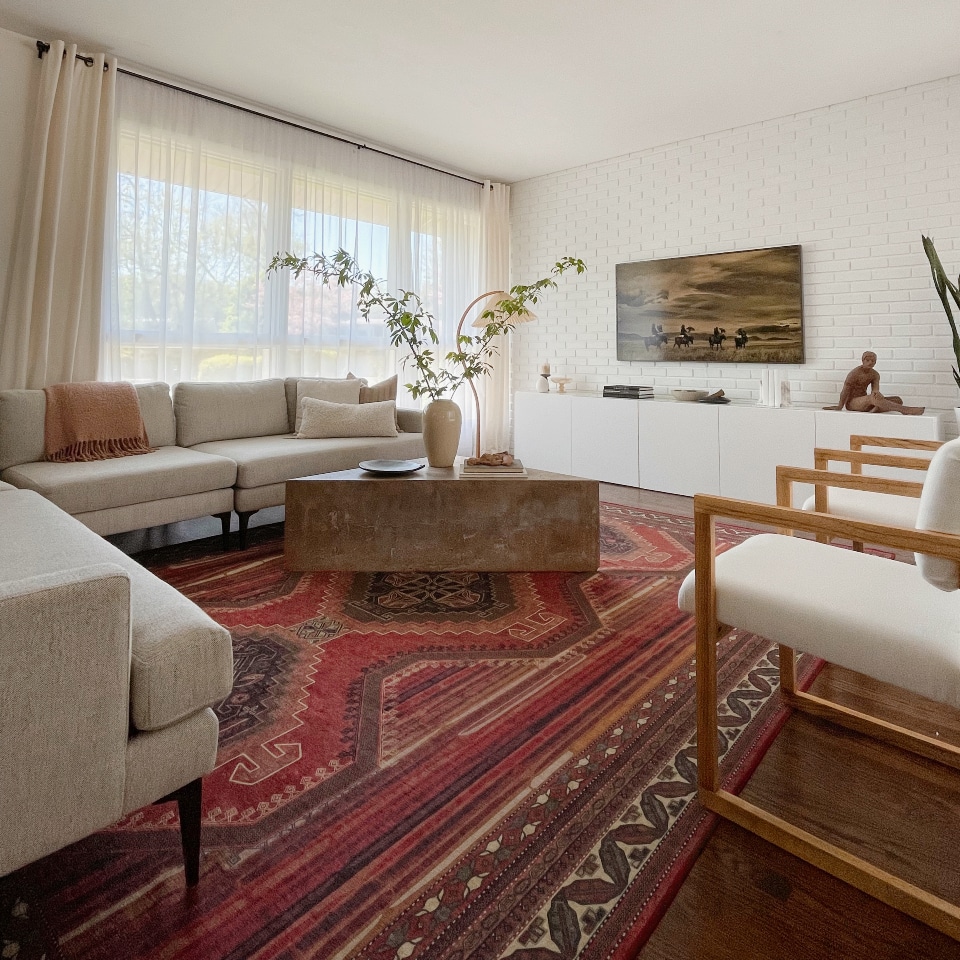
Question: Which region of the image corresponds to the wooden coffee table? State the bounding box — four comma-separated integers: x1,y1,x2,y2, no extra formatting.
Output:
284,462,599,572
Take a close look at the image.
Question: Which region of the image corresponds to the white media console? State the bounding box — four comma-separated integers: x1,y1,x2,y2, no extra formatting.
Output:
513,391,944,506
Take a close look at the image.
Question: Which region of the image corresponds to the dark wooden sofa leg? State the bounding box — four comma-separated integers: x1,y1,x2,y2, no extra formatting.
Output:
237,510,257,550
157,778,203,886
215,512,232,551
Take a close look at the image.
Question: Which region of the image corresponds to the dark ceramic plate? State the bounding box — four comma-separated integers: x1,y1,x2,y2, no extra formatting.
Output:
698,396,731,404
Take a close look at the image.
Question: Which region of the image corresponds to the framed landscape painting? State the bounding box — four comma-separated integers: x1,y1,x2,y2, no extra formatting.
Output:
615,245,804,363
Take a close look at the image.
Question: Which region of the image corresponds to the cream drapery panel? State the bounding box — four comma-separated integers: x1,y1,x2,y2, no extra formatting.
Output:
0,41,116,389
477,181,511,453
100,72,485,464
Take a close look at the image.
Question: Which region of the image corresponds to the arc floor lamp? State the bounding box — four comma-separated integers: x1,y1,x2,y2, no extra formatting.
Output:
456,292,537,458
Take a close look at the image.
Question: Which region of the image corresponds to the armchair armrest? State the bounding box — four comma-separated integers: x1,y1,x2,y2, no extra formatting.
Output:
850,434,944,454
693,493,960,559
0,563,132,875
776,464,923,509
812,447,934,473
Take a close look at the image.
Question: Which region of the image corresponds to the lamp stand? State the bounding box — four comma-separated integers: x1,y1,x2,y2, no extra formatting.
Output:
456,290,507,459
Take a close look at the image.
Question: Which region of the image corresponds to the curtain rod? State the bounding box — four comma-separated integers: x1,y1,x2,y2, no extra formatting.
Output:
35,39,488,189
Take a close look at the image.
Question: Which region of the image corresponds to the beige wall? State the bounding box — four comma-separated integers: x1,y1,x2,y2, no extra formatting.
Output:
0,27,39,313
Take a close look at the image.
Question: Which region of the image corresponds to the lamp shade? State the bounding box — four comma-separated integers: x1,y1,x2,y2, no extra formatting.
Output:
470,303,538,328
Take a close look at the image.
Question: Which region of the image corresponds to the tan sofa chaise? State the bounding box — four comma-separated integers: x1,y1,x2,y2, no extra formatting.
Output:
0,488,234,883
0,378,426,547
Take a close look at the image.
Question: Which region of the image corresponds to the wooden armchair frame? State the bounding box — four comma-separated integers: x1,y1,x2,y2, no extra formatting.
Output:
778,436,941,549
848,434,944,461
694,494,960,939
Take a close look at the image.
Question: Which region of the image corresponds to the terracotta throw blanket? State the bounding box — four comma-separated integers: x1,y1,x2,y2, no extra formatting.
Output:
44,382,154,462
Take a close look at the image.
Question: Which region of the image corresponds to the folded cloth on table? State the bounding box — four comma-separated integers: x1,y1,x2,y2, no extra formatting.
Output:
43,381,154,462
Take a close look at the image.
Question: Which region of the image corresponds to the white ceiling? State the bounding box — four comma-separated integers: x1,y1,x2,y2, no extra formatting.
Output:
1,0,959,183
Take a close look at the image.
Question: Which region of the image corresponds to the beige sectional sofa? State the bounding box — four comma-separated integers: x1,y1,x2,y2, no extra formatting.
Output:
1,488,234,883
0,382,237,541
175,378,426,544
0,378,425,547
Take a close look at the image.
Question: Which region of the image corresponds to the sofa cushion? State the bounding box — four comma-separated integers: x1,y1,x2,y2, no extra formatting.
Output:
283,377,360,431
0,481,15,492
135,382,177,448
0,490,233,731
350,372,398,404
294,378,362,432
191,433,425,489
174,379,289,447
2,445,237,515
0,382,174,471
296,398,397,439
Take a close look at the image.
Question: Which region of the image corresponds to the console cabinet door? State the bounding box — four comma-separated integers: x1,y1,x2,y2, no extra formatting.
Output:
637,401,720,496
719,406,816,505
514,392,573,474
814,409,944,481
571,397,640,486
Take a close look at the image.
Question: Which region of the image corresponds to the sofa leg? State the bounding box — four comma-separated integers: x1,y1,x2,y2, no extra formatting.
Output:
157,778,204,886
215,512,231,551
237,510,257,550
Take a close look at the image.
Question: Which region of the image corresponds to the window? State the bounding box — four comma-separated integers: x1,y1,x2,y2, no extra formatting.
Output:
103,75,483,400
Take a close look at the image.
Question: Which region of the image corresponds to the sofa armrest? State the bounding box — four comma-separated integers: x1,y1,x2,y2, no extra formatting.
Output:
0,563,132,875
396,407,423,434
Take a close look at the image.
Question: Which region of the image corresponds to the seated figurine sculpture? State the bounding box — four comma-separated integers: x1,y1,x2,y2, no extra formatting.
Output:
823,350,925,415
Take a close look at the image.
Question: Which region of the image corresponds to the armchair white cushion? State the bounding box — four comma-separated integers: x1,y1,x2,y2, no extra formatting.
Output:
915,436,960,590
799,487,920,527
676,532,960,707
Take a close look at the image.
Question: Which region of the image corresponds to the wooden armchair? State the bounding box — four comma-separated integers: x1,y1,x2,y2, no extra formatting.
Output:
677,436,960,938
777,434,944,549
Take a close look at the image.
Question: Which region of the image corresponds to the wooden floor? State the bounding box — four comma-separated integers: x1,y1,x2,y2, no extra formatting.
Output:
605,484,960,959
110,484,960,958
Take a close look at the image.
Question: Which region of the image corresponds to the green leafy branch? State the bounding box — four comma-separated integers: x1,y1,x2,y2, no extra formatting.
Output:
268,249,586,401
922,235,960,393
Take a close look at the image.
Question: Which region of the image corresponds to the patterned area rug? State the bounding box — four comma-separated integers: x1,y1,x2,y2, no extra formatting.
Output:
1,504,817,960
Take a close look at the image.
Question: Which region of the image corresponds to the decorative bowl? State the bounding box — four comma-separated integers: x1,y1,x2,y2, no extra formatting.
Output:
671,389,709,402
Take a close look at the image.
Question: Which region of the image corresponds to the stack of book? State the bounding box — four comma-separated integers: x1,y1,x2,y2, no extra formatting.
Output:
459,458,528,479
602,384,653,399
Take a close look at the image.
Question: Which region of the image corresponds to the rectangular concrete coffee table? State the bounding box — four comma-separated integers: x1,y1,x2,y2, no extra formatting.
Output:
284,462,599,572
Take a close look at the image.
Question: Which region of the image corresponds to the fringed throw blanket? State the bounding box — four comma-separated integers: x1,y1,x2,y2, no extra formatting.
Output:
43,381,154,462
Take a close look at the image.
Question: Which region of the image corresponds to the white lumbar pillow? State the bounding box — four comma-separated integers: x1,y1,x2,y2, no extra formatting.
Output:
295,378,362,432
296,397,398,439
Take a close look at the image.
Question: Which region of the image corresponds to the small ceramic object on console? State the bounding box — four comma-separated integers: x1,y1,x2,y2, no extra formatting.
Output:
550,377,573,394
671,389,709,402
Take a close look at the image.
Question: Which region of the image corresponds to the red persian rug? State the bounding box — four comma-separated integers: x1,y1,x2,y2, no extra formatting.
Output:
1,504,817,960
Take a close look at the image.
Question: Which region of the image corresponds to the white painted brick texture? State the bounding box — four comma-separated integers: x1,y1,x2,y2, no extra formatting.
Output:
510,75,960,421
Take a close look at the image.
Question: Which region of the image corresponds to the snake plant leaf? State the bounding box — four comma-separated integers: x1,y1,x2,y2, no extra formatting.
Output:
922,235,960,393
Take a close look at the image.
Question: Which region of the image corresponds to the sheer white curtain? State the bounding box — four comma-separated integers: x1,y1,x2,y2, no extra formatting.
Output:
102,74,484,441
477,181,512,453
0,41,116,389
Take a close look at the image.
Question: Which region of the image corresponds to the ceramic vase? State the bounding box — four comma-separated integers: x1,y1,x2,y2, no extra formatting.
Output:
422,398,462,467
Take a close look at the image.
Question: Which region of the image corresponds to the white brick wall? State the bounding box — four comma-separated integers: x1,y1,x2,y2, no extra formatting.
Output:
510,74,960,422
